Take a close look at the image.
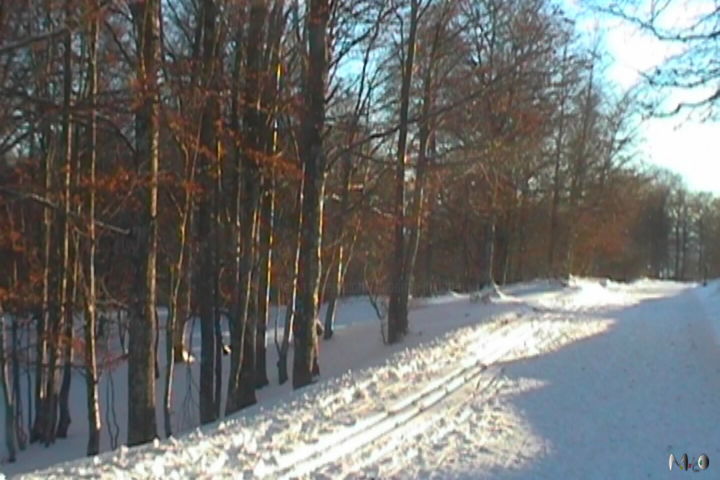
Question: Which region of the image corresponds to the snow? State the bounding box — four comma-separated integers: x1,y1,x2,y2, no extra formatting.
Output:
6,277,720,479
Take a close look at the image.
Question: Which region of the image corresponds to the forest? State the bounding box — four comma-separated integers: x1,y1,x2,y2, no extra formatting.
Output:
0,0,718,465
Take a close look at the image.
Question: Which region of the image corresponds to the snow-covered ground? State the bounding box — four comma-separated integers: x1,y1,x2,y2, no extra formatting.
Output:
6,277,720,479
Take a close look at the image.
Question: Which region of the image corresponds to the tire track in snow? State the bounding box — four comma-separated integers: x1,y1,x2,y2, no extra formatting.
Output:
332,365,506,480
345,312,615,479
258,320,537,479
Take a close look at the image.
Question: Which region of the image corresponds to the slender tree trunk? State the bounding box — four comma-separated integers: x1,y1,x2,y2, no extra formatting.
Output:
33,231,49,442
10,316,25,451
565,64,594,277
43,6,74,444
127,0,160,446
387,0,419,344
212,169,222,416
227,186,259,408
227,14,246,406
55,318,72,439
323,248,342,340
402,26,439,311
513,183,529,282
481,190,497,289
256,6,284,387
83,2,101,454
194,0,222,425
698,216,706,282
323,149,353,340
2,211,27,452
673,218,681,279
680,209,688,279
56,241,77,438
197,195,216,424
31,13,55,446
164,124,196,435
423,192,435,296
163,300,176,437
172,311,188,363
213,271,222,420
256,180,274,388
548,44,569,278
0,307,17,462
461,180,472,290
172,222,191,365
277,179,303,385
58,134,81,438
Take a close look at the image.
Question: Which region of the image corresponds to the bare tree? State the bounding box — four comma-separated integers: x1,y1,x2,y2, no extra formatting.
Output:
82,0,101,455
227,0,268,413
127,0,160,446
195,0,223,425
293,0,331,389
256,0,286,388
387,0,421,344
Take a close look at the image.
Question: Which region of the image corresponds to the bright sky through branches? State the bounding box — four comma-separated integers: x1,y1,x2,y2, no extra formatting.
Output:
569,0,720,194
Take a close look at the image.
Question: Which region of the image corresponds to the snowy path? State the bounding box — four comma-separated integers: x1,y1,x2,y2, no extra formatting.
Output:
15,279,720,479
495,282,720,480
332,281,720,479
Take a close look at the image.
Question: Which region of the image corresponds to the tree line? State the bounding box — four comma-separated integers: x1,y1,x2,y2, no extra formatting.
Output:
0,0,717,463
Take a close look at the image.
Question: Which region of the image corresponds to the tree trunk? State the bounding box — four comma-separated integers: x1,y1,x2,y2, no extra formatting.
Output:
172,239,190,364
31,12,55,446
127,0,160,447
547,44,569,278
55,317,72,438
256,181,274,388
197,166,217,425
277,180,303,385
0,308,17,462
227,15,248,411
43,6,74,444
227,0,267,412
402,21,439,314
83,2,101,454
680,208,688,279
387,0,419,344
323,149,353,340
32,146,51,444
10,316,25,451
293,0,330,389
481,202,497,288
565,64,595,277
57,208,80,439
256,6,284,387
193,0,223,426
513,183,529,282
422,193,435,296
55,245,76,438
323,244,343,340
172,310,188,363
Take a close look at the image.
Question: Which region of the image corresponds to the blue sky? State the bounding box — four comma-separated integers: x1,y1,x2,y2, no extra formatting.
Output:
568,0,719,194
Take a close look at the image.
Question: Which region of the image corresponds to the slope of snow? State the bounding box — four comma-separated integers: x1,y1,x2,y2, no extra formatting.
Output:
3,288,520,477
8,278,720,479
18,304,531,479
